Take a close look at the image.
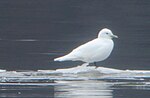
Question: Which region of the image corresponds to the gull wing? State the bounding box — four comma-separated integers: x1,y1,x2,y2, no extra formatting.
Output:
69,38,105,58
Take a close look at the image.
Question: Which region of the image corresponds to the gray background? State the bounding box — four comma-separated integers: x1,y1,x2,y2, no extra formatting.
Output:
0,0,149,70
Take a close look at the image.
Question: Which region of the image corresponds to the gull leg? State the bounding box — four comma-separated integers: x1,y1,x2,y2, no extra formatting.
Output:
94,62,96,66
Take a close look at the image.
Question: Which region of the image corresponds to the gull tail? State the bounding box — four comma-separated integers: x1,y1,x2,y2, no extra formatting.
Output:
54,54,77,62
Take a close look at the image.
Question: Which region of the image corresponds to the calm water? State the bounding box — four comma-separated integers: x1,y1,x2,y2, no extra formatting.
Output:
0,0,150,97
1,80,150,98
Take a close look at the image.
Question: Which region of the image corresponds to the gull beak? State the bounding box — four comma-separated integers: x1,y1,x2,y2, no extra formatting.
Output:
111,35,118,38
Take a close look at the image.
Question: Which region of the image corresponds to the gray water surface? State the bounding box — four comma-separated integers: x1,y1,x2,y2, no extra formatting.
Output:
0,0,149,70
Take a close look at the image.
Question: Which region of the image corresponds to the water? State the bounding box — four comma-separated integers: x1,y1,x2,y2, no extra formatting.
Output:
0,0,149,70
0,0,150,97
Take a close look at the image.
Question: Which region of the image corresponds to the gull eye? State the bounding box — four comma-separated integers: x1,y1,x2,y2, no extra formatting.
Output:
106,33,109,35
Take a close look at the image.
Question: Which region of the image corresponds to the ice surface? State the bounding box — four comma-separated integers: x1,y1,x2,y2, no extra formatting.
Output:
0,69,6,72
55,63,124,74
0,65,150,83
55,63,98,74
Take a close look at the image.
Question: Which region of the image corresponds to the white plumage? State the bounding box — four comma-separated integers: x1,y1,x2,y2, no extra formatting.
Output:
54,28,118,64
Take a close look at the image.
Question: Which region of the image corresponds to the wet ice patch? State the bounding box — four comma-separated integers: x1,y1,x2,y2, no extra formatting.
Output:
0,69,6,72
55,63,123,74
55,63,98,74
0,65,150,83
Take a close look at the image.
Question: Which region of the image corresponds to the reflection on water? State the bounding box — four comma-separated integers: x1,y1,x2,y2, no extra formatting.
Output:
0,79,150,98
54,80,113,98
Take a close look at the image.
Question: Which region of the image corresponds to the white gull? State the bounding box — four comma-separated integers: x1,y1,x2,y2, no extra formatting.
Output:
54,28,118,65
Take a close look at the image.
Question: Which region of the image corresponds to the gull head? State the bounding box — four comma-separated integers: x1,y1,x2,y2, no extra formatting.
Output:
98,28,118,39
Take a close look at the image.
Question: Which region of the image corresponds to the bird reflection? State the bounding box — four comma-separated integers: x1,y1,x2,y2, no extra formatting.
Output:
54,80,113,98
